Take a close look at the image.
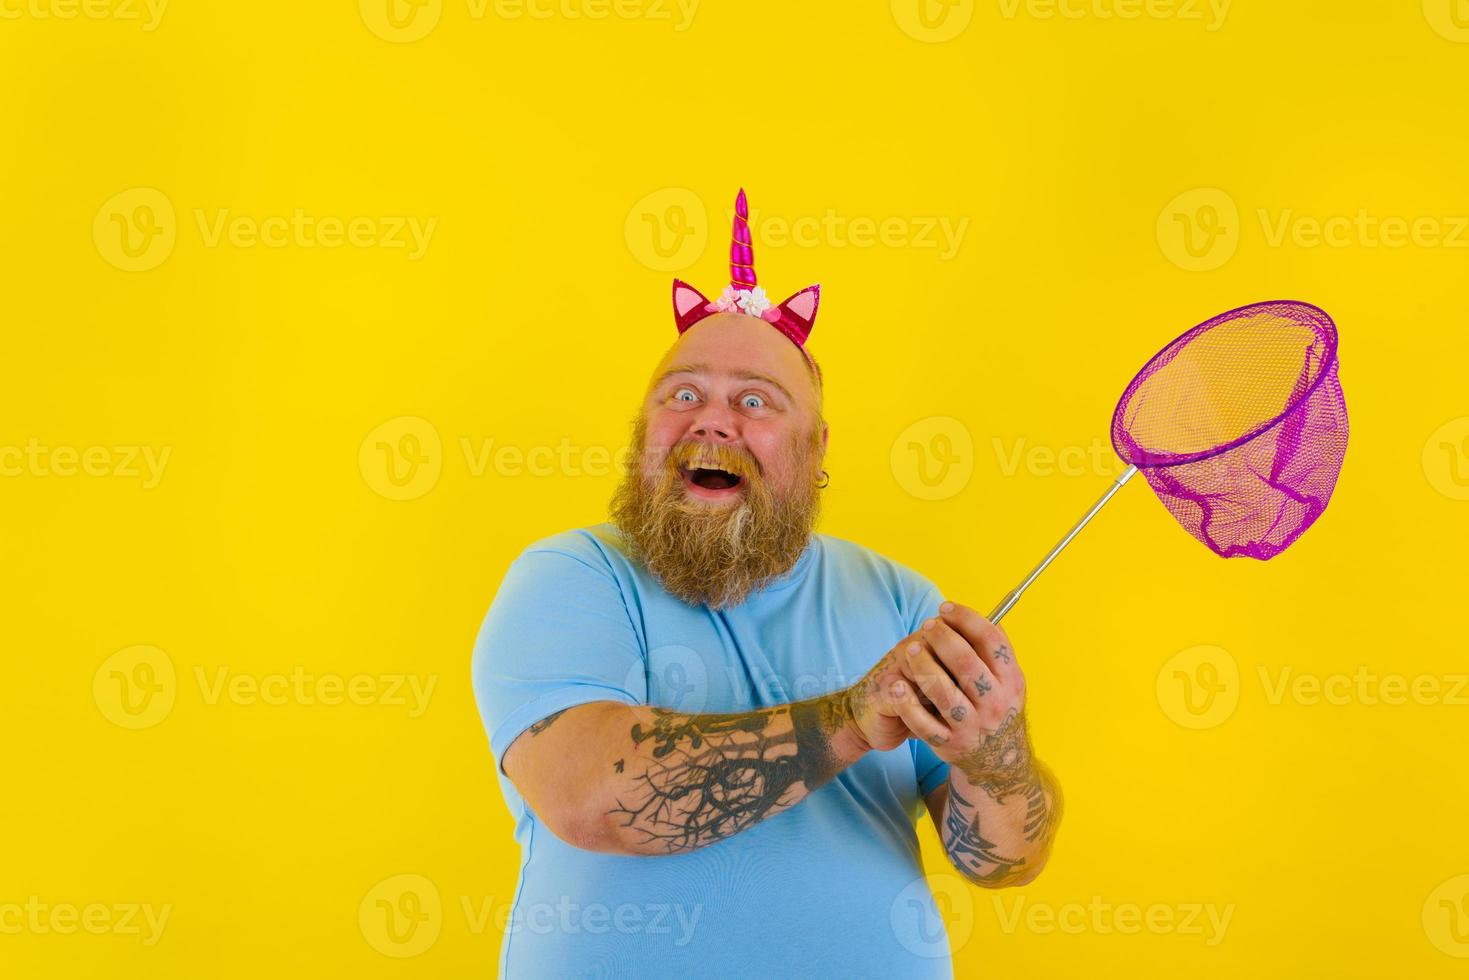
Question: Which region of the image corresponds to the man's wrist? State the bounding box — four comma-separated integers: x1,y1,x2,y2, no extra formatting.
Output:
822,689,871,764
949,754,1038,798
829,716,870,766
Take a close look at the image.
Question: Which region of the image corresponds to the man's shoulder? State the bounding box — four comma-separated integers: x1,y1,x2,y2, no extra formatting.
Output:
513,522,630,572
811,531,937,592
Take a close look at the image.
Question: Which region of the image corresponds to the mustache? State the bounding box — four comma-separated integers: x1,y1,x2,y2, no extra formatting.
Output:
666,441,760,479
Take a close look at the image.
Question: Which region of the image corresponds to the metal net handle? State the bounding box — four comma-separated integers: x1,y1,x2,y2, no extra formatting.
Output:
987,465,1139,625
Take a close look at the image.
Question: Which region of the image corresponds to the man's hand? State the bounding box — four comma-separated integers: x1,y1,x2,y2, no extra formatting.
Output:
842,627,934,753
840,602,1059,886
888,602,1033,791
889,601,1061,888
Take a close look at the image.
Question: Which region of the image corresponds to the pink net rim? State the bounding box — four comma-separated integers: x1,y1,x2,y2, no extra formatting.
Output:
1110,299,1340,469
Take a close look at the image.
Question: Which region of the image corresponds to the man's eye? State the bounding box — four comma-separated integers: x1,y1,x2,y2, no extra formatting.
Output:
673,387,698,403
740,393,765,409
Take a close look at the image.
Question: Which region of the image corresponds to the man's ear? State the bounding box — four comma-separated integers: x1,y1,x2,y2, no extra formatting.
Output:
820,422,829,455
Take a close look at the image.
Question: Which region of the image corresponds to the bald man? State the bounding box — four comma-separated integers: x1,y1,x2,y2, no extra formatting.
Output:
472,196,1060,978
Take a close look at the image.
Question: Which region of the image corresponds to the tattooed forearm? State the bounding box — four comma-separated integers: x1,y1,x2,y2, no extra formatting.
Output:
941,762,1062,888
604,692,860,855
942,782,1028,886
940,707,1061,888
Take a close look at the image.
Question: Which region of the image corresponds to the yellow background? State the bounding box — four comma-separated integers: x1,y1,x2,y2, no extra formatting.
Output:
4,0,1468,976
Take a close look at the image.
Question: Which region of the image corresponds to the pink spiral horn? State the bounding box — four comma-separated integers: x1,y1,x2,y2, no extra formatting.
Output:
730,188,757,290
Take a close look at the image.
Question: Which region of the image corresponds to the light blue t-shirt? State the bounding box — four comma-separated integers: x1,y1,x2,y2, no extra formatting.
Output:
471,522,956,978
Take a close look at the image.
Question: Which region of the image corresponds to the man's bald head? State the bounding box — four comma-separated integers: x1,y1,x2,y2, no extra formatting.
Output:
648,313,824,426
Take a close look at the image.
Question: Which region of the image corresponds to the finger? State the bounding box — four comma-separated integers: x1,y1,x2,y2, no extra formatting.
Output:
938,602,1018,679
878,674,926,714
891,632,939,712
890,680,954,748
900,640,972,727
920,615,997,708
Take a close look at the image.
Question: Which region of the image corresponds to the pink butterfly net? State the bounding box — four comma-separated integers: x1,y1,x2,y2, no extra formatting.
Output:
1110,300,1349,560
990,300,1349,623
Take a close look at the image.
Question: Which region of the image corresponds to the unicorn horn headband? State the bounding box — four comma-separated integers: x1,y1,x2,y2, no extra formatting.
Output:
670,189,821,358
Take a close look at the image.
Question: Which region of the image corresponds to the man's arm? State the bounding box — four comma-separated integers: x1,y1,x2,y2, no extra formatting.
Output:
923,715,1062,887
500,627,931,856
503,693,858,856
901,603,1063,888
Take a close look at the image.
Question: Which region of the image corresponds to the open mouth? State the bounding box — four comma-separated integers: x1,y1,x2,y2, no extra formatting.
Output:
679,465,745,499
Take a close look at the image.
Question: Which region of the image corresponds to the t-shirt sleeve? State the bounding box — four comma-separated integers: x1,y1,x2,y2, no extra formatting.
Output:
912,738,951,797
471,542,647,777
900,564,951,796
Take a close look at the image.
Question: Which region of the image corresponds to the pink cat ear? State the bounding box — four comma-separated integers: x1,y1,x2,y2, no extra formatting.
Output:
773,284,821,345
672,280,714,334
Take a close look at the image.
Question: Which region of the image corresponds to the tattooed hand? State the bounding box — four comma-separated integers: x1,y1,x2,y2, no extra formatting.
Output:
841,627,937,754
888,601,1034,795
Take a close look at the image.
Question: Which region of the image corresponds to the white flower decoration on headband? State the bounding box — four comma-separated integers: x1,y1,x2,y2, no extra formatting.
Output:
737,286,771,317
708,285,773,318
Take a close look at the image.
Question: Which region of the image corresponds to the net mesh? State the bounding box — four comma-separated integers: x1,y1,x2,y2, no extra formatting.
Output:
1110,301,1348,560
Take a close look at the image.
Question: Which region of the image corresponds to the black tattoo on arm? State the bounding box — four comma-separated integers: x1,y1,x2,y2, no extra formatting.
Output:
604,693,858,854
953,707,1032,798
941,782,1029,886
527,708,569,736
939,712,1062,888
